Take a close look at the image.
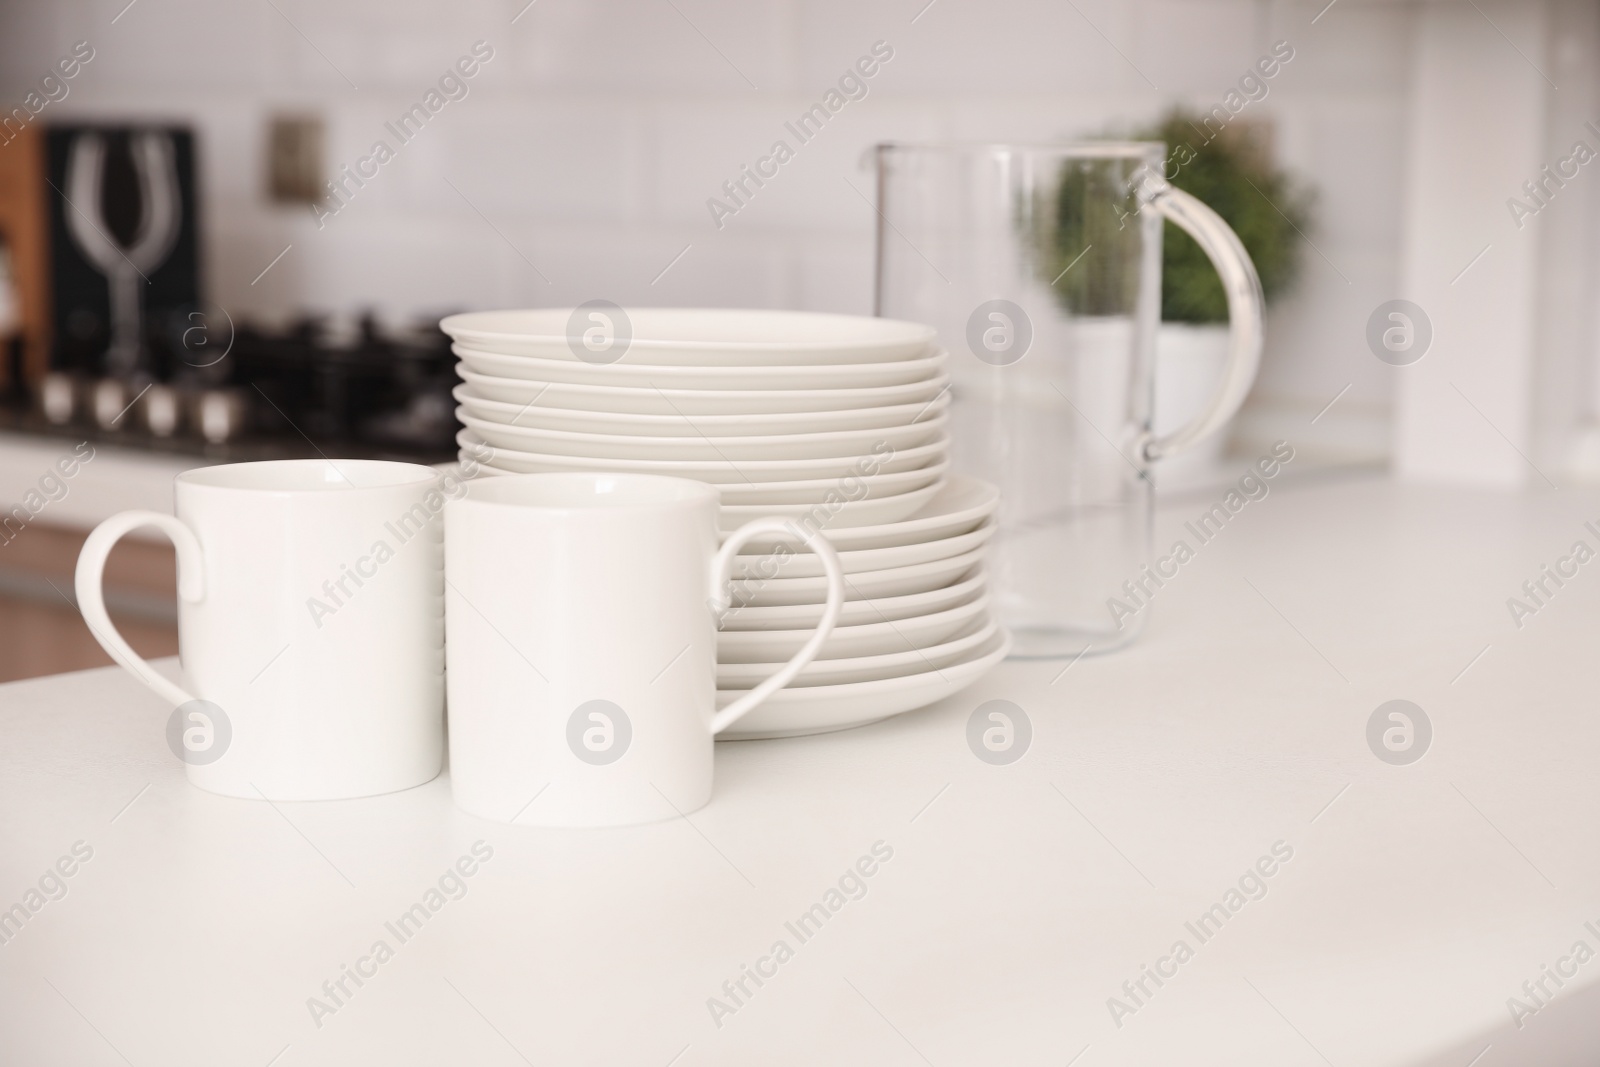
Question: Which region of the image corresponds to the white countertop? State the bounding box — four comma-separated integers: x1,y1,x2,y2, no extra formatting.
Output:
1,475,1597,1066
0,431,197,532
0,432,460,540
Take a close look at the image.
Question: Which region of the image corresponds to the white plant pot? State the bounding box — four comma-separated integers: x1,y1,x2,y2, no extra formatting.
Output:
1152,322,1232,486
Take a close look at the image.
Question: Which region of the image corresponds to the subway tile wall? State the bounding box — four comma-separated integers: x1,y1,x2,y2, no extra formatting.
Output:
0,0,1415,458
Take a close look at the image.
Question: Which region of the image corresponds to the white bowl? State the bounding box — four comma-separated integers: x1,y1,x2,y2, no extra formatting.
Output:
717,627,1012,740
726,475,999,553
729,518,994,579
457,366,951,415
453,383,949,438
440,308,937,365
464,430,948,482
459,409,946,461
718,618,998,689
716,570,985,631
454,345,945,390
725,547,982,607
717,592,990,662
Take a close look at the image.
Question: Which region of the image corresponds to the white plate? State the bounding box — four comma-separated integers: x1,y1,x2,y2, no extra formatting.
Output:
441,308,937,366
455,345,945,390
730,518,994,579
717,570,986,631
717,592,990,662
714,462,947,506
457,366,950,415
463,430,948,482
717,627,1013,740
459,409,946,461
718,618,998,688
470,476,946,533
469,466,950,534
727,475,1000,553
454,383,947,438
727,548,982,607
718,481,944,531
454,383,949,437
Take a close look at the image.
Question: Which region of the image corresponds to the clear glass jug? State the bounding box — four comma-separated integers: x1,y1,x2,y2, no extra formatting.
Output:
873,143,1263,658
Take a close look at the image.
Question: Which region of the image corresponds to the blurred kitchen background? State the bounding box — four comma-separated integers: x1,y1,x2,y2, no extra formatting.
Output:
0,0,1593,680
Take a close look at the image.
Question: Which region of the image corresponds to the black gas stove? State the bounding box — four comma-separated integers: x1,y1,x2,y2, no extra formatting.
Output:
2,311,462,464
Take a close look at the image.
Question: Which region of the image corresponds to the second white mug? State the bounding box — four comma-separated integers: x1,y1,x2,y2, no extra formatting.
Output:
444,473,844,827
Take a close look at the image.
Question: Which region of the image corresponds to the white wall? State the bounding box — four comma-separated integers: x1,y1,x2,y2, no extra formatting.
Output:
0,0,1420,461
1392,0,1549,485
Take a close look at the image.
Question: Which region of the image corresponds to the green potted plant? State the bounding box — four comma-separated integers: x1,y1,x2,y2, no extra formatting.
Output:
1044,110,1311,474
1139,111,1308,325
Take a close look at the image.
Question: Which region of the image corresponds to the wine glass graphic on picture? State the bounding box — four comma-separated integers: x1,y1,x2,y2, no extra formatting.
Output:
63,130,182,377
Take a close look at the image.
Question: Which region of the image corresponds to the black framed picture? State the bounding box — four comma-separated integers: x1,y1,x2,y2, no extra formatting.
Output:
46,124,199,379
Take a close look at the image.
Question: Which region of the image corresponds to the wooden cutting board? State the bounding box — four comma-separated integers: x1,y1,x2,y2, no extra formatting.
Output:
0,124,50,392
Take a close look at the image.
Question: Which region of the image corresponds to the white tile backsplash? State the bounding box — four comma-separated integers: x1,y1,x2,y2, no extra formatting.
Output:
0,0,1420,449
1266,0,1416,97
442,99,647,222
795,231,876,315
89,0,277,90
1136,0,1264,94
1294,99,1409,249
799,0,1139,96
499,0,793,94
654,96,942,232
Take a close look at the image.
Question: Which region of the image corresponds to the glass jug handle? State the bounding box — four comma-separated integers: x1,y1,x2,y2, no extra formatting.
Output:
1140,183,1265,463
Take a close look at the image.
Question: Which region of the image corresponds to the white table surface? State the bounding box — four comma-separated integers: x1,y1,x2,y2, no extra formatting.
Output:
0,431,196,532
2,474,1599,1066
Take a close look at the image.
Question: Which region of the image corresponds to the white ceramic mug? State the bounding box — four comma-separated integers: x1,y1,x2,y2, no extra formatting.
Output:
75,459,448,800
444,472,844,827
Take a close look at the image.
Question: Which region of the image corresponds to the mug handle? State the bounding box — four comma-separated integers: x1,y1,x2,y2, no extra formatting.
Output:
75,510,205,708
707,519,845,734
1142,182,1265,463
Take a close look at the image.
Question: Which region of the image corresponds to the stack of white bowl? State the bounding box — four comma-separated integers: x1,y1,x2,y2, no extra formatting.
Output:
441,308,1011,738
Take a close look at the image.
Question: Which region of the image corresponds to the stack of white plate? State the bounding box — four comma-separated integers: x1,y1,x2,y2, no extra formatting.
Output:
714,475,1009,738
441,308,1010,738
443,308,951,528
